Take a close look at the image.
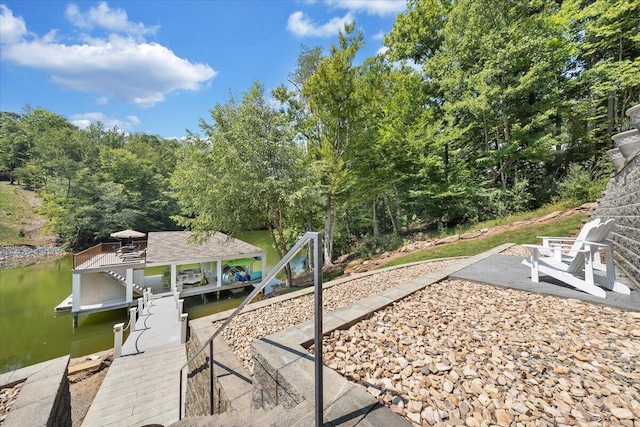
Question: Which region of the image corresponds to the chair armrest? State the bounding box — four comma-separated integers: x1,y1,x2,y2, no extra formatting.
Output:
537,236,578,243
544,243,575,249
581,240,612,248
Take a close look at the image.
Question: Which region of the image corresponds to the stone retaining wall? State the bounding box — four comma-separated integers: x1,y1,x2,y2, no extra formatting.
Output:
184,333,230,417
0,356,71,427
593,153,640,287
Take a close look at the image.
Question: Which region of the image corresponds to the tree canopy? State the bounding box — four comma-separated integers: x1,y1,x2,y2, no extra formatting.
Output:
2,0,637,262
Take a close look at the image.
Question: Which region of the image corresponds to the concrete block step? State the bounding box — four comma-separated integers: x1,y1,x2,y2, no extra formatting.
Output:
104,271,144,294
170,401,314,427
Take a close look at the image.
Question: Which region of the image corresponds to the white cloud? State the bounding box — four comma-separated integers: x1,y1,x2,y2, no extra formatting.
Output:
0,5,27,44
325,0,405,16
70,112,140,131
96,96,109,105
376,46,389,56
65,2,158,38
287,11,354,37
0,4,216,108
372,31,385,41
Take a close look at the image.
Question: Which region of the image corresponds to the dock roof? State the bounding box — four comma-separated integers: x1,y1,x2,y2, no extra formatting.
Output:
146,231,264,264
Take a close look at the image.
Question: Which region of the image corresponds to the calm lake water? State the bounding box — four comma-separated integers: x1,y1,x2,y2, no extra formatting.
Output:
0,230,289,374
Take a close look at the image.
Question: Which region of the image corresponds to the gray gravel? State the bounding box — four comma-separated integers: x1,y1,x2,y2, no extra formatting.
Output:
320,279,640,426
0,245,66,269
216,259,458,373
0,245,65,261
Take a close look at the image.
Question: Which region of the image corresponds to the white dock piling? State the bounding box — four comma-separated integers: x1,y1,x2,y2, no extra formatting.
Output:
178,299,183,322
180,313,188,344
114,322,125,358
129,307,137,332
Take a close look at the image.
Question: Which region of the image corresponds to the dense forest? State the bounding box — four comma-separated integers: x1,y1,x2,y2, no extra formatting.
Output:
1,0,638,266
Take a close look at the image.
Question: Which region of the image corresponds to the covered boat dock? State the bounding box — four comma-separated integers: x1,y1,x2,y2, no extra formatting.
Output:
56,231,267,322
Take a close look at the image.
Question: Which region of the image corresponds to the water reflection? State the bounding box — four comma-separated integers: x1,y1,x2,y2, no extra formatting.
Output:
0,230,306,373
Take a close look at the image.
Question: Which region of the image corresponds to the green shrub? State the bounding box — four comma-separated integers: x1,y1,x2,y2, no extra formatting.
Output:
475,179,532,221
558,160,610,204
354,234,403,260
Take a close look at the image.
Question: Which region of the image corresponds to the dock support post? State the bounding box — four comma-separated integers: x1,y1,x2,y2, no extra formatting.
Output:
178,299,184,322
72,273,81,313
138,297,143,315
72,314,78,328
114,323,125,358
129,307,137,332
180,313,188,344
125,268,134,303
143,290,148,307
174,291,180,309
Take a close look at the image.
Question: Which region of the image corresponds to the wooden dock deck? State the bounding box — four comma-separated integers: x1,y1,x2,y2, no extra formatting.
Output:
82,295,186,427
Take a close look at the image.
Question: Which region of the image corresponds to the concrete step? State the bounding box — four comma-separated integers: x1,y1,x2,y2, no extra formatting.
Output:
169,400,315,427
104,271,145,294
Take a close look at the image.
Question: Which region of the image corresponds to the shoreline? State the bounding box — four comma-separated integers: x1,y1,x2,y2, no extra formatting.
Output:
0,244,67,270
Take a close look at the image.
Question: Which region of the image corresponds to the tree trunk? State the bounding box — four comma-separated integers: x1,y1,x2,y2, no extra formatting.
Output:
607,91,615,135
307,210,314,269
382,193,399,236
324,191,333,265
269,222,293,288
372,196,379,237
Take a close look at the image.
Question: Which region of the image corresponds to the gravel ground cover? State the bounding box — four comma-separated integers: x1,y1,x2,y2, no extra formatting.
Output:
501,245,531,258
0,245,66,269
217,259,457,373
318,279,640,427
0,381,24,425
0,245,65,261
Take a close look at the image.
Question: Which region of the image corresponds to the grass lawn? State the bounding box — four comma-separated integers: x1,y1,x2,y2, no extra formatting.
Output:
0,182,38,245
381,214,587,268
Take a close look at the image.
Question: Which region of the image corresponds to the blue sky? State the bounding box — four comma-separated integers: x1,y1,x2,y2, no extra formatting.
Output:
0,1,406,139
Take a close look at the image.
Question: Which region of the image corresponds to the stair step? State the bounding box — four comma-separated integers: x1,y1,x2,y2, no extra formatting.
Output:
170,401,314,427
104,271,143,295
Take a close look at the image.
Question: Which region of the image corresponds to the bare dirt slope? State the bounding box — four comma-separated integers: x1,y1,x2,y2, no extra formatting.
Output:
0,182,57,246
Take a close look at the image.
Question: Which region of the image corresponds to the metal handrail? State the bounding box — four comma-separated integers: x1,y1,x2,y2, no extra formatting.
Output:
178,232,324,426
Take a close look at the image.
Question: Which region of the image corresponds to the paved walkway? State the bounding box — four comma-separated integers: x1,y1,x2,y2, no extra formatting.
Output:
451,253,640,311
82,296,187,427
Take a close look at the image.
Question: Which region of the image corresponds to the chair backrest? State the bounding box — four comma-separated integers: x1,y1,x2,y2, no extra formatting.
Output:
566,220,614,273
567,218,601,256
590,218,615,242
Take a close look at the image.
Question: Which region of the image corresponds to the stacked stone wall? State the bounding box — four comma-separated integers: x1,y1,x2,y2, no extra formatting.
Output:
592,154,640,288
0,356,71,427
184,332,230,417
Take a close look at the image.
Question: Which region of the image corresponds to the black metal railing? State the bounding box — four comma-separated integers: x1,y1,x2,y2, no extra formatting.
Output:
178,232,324,426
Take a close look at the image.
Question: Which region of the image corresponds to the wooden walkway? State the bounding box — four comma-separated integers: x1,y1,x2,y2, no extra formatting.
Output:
82,295,186,427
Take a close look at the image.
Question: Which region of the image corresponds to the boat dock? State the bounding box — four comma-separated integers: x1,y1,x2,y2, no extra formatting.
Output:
81,295,186,427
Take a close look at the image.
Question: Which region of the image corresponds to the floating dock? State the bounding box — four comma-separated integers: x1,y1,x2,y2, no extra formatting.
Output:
81,295,186,427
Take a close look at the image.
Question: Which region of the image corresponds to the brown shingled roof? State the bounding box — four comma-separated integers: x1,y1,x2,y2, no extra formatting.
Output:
145,231,264,264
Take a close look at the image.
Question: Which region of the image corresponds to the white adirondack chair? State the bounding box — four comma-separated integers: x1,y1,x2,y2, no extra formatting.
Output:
522,219,631,298
536,218,600,262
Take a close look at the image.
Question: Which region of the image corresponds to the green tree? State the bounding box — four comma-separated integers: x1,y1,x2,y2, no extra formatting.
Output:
578,0,640,141
385,0,574,217
171,82,303,286
0,112,29,185
302,22,365,264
